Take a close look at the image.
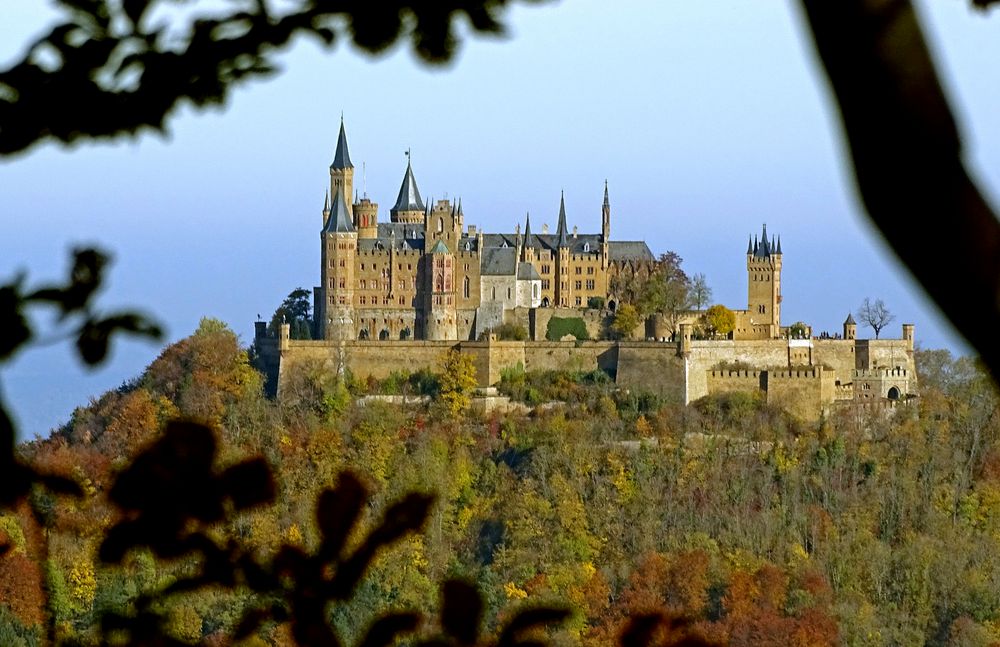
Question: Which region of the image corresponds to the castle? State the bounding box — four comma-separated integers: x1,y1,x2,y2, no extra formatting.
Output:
316,119,659,342
255,122,917,421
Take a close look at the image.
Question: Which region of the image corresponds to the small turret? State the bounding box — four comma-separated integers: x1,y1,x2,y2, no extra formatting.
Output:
843,312,857,340
556,191,570,248
329,118,355,219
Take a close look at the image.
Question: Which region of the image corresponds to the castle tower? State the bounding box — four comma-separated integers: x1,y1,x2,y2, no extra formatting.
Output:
328,119,354,224
746,224,782,337
424,238,458,340
601,181,611,270
843,313,857,340
390,154,425,224
555,192,571,307
354,197,378,239
319,188,357,340
426,198,461,249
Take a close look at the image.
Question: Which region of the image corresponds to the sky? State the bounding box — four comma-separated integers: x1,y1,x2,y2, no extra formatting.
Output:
1,1,998,437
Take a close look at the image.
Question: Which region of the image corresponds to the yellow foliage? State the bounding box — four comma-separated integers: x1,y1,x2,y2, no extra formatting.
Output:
504,581,528,599
0,514,26,554
437,350,478,417
166,604,203,643
68,561,97,612
770,442,799,475
635,415,653,437
286,523,303,546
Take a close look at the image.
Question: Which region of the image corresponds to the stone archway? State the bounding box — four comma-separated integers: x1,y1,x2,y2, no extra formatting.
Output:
887,386,901,401
608,299,617,312
379,329,390,341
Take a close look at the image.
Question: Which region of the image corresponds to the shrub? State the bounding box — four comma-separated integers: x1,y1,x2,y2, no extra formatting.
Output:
545,317,590,341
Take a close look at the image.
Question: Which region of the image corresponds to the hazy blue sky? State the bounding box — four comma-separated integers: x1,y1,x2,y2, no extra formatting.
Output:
2,1,997,436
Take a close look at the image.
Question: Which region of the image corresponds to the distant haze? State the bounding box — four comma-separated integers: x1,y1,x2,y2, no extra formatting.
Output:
2,1,995,436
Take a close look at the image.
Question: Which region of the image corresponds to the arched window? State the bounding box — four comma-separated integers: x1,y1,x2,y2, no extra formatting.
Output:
492,287,496,300
888,386,901,400
436,274,444,292
583,242,590,252
533,284,539,298
463,276,470,299
437,218,444,233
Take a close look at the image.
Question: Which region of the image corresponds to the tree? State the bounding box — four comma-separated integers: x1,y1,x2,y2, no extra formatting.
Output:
689,274,712,311
612,303,642,340
703,305,735,339
857,297,894,339
269,288,313,340
437,350,478,417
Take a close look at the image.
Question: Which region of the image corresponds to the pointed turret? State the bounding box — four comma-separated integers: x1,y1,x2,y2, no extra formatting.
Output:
329,118,355,213
556,191,570,248
523,212,533,246
776,235,782,255
390,156,425,224
323,188,354,233
330,118,353,169
747,236,753,255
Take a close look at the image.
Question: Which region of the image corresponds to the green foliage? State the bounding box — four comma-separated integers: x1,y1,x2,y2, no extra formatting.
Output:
269,287,313,340
545,317,590,341
0,606,40,647
587,296,606,310
611,303,642,340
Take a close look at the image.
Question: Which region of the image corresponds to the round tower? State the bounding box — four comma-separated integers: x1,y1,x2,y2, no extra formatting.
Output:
320,188,357,340
354,197,378,239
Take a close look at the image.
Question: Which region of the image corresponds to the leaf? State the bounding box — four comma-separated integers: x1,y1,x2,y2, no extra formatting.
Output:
497,607,570,647
440,579,482,644
0,284,31,361
316,471,368,560
221,458,275,510
358,612,420,647
363,492,435,549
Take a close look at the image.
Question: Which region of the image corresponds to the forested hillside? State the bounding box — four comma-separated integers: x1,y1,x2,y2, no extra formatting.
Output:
2,320,999,646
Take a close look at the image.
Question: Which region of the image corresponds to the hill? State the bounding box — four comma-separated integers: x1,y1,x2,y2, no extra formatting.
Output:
2,320,999,646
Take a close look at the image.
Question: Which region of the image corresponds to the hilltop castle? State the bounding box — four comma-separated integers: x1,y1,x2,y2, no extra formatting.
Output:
255,122,917,421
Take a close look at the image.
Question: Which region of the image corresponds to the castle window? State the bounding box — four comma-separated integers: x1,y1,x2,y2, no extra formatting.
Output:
408,264,412,270
360,280,366,289
360,296,366,305
464,276,470,299
361,263,365,270
583,242,590,252
575,267,582,275
542,279,550,290
438,218,444,233
492,287,496,300
507,287,511,300
541,264,550,274
465,241,471,251
338,279,345,289
586,279,595,290
533,285,539,298
587,267,595,275
338,296,346,304
339,259,346,267
575,297,582,306
399,296,405,305
399,280,405,290
574,280,582,290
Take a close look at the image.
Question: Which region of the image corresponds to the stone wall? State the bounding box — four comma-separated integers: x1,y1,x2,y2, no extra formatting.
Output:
615,343,685,404
766,367,836,421
684,340,789,402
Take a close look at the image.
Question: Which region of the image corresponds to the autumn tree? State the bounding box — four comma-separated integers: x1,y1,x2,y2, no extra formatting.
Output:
702,305,735,338
437,350,478,417
612,303,642,340
856,297,894,339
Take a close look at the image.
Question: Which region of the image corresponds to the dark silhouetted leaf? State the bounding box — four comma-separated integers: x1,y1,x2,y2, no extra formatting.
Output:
358,612,421,647
0,284,30,361
316,472,367,560
441,579,482,644
497,607,570,647
222,457,275,509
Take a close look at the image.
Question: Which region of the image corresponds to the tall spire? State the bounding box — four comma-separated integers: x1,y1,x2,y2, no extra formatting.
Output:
753,223,771,257
391,155,425,214
323,189,330,214
556,191,569,248
523,212,533,246
747,235,753,255
323,187,354,233
330,117,353,169
776,235,782,254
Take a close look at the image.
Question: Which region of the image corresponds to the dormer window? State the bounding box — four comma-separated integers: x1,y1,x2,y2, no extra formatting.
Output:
583,242,590,252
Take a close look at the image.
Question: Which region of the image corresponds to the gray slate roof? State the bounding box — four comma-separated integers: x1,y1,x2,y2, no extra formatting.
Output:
481,247,516,275
331,120,353,169
323,189,354,233
391,161,425,213
517,263,541,280
608,241,655,262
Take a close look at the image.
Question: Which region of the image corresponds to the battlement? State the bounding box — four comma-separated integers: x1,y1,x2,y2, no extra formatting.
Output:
709,369,763,379
854,367,908,379
770,367,826,380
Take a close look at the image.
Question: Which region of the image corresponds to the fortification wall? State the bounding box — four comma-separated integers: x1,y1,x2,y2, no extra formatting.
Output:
706,370,764,396
766,368,836,421
684,340,788,402
458,341,527,386
811,339,857,383
615,343,685,404
524,341,618,375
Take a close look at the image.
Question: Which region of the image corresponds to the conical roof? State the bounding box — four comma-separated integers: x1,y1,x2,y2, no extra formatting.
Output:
323,188,354,233
391,159,425,213
523,212,534,248
330,119,353,169
754,224,771,257
844,312,856,325
429,239,450,254
556,191,569,247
